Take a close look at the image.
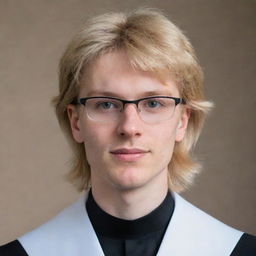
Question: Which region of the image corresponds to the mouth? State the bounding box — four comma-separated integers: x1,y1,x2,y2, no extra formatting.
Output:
110,148,149,162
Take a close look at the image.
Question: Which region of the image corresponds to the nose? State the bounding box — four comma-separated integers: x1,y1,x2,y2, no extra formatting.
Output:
116,104,143,138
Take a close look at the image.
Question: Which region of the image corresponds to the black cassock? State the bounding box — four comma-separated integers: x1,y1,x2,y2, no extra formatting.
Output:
1,191,255,256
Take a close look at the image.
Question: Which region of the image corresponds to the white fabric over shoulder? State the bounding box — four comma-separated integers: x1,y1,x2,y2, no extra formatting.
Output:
157,192,243,256
18,193,104,256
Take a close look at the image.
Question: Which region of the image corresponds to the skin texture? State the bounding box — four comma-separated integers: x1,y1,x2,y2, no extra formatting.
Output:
67,51,190,220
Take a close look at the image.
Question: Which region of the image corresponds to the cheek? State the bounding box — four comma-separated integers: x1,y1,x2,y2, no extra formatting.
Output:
153,123,178,158
81,123,112,160
157,122,178,142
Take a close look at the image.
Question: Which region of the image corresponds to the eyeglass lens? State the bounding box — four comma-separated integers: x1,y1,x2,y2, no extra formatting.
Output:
84,97,177,123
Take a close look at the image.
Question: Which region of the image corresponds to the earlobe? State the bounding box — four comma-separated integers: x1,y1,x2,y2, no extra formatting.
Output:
67,104,84,143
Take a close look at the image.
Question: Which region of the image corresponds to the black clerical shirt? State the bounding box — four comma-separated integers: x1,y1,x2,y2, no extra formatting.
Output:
86,190,174,256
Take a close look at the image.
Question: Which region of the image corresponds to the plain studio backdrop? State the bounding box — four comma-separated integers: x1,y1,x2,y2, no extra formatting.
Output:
0,0,255,244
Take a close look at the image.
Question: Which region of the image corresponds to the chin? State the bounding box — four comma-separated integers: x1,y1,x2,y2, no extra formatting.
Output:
112,181,148,191
108,169,155,191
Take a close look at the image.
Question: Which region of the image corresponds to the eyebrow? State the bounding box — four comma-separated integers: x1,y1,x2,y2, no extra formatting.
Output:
85,90,175,98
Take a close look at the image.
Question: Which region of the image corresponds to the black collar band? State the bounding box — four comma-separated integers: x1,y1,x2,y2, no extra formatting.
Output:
86,189,175,239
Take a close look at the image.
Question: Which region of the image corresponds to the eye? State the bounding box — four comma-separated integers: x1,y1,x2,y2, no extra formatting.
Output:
98,101,115,109
95,99,120,110
145,99,163,108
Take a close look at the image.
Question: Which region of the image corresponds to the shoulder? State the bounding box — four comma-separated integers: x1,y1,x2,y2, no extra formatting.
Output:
0,240,28,256
16,193,103,256
18,196,87,251
172,192,244,238
161,192,248,255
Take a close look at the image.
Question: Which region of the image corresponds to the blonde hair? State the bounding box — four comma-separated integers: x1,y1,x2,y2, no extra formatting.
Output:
52,8,213,193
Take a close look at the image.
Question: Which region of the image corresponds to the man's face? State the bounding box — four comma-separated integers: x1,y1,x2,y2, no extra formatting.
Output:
68,51,189,192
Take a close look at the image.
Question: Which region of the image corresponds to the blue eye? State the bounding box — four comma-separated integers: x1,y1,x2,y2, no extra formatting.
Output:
99,102,114,109
146,100,161,108
95,100,121,111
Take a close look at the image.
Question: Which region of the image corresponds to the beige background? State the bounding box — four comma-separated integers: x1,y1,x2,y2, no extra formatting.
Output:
0,0,255,244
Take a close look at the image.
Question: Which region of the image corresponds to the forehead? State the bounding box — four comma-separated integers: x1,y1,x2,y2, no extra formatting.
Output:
79,51,180,98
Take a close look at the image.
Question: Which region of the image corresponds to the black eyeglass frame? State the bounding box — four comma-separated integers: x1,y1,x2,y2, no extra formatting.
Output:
72,96,186,108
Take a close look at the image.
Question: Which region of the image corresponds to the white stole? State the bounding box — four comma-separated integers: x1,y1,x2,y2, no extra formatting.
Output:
18,192,243,256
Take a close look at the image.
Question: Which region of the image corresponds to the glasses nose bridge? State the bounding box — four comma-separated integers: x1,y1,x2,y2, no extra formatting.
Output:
121,99,140,111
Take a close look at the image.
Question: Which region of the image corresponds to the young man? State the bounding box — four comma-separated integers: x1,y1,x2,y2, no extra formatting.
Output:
1,8,255,256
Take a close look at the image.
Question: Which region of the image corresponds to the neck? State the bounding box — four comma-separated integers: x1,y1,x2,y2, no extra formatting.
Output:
90,173,169,220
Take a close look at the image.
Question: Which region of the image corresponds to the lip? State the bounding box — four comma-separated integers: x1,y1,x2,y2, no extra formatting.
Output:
110,148,149,162
110,148,149,154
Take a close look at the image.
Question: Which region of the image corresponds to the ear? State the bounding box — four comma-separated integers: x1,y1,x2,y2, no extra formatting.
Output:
175,107,191,142
67,104,84,143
